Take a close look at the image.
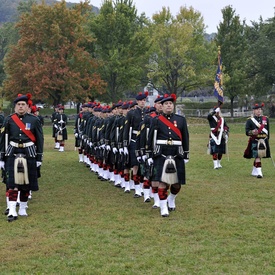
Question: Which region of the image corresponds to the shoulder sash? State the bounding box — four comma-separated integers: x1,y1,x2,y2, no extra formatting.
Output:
250,116,268,135
158,115,182,141
11,114,36,142
210,116,224,145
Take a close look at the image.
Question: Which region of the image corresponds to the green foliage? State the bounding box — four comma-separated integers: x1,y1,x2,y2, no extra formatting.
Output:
3,0,106,106
147,6,216,96
89,0,151,102
1,123,275,273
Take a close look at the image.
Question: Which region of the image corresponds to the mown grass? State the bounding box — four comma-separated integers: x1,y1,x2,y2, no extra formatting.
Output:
1,119,275,274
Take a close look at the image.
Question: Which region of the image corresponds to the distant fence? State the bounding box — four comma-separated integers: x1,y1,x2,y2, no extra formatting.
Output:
176,108,253,118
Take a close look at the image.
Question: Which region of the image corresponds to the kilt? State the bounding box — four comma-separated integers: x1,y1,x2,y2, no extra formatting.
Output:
129,140,138,167
209,137,226,154
4,148,39,191
244,138,270,159
151,145,186,185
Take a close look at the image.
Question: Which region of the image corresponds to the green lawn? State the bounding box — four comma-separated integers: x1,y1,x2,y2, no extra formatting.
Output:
1,120,275,274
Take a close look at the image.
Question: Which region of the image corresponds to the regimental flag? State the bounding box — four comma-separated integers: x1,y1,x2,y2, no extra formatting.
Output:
214,46,224,104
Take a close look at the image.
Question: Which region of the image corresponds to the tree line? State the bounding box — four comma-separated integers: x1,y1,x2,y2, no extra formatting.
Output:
0,0,274,115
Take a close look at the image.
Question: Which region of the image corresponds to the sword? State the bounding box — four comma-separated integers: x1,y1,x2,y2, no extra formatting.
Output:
270,155,275,168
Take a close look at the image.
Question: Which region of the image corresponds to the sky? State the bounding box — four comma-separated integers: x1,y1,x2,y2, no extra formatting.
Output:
64,0,275,33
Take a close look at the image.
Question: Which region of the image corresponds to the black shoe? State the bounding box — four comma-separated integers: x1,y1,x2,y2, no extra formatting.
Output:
7,215,18,222
133,194,142,198
144,198,151,203
161,214,169,217
4,208,9,215
168,207,176,212
124,190,130,193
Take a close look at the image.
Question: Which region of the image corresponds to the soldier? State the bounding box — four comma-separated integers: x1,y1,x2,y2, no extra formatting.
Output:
207,106,229,169
0,94,44,222
51,105,60,149
244,103,270,178
31,105,44,126
53,105,67,152
123,92,148,198
74,103,88,162
146,94,189,217
138,95,163,206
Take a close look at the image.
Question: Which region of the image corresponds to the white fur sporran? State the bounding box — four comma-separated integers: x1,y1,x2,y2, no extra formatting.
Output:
57,131,63,141
257,139,266,158
14,154,29,185
161,155,178,185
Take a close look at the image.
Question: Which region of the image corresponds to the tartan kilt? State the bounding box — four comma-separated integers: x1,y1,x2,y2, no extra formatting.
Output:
151,145,186,185
5,148,39,191
209,138,226,154
75,138,81,147
129,140,138,167
244,138,271,159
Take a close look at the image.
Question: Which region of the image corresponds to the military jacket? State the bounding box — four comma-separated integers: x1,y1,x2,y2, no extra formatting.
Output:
0,113,44,161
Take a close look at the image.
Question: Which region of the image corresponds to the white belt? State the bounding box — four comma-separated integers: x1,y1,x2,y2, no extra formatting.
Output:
10,141,34,148
156,140,181,145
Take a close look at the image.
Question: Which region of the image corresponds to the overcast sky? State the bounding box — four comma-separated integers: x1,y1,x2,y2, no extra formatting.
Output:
64,0,275,33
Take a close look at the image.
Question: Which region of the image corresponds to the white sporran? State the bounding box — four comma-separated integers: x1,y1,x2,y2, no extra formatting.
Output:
14,154,29,185
161,155,178,185
257,139,266,158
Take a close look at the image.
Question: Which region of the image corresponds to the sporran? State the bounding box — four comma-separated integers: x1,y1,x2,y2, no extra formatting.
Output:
161,155,178,185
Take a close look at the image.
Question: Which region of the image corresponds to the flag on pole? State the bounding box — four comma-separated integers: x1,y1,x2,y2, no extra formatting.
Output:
214,46,224,104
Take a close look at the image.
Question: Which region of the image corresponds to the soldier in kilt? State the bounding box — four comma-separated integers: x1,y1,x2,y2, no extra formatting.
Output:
123,92,148,198
244,103,270,178
207,106,229,169
53,106,67,152
51,105,60,149
0,94,44,222
146,94,189,217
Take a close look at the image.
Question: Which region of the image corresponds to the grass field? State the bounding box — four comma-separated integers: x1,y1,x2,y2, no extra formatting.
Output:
1,119,275,274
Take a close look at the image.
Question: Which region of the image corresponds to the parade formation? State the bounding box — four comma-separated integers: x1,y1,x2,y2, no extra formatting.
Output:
0,90,273,222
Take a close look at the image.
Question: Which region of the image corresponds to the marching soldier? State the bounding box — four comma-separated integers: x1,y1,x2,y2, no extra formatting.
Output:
123,92,148,198
146,94,189,217
0,94,44,222
207,106,229,169
74,103,88,162
138,96,163,206
51,105,60,149
244,103,270,178
53,105,67,152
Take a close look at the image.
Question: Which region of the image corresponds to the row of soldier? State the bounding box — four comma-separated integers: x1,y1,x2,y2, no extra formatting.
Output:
74,92,189,217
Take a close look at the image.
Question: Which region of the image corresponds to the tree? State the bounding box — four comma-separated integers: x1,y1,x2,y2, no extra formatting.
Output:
3,0,106,106
215,5,247,116
146,6,216,98
89,0,151,103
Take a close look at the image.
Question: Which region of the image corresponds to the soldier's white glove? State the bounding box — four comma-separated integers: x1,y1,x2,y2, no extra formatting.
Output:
89,142,93,148
215,107,220,113
142,155,147,162
74,133,78,138
100,144,105,149
113,147,118,154
0,161,5,170
106,145,111,151
119,148,124,154
36,161,42,167
147,158,154,166
137,156,142,163
184,159,189,164
124,147,129,155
